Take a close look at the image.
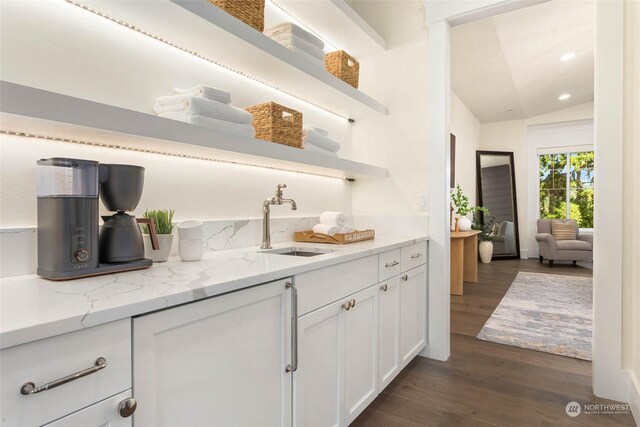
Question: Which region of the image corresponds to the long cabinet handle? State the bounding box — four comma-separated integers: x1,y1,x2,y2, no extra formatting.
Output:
285,282,298,373
411,253,423,259
21,357,107,395
385,260,399,268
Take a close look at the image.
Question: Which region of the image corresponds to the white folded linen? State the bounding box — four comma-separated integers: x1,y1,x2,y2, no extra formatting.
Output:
303,143,337,157
338,224,354,234
153,96,252,124
264,22,324,50
159,112,256,138
303,125,329,136
284,46,324,67
271,33,325,60
173,85,231,104
312,223,338,236
319,211,347,227
304,130,340,153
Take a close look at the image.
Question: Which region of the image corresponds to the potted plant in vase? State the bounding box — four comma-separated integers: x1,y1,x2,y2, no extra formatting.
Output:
140,209,175,262
450,184,472,231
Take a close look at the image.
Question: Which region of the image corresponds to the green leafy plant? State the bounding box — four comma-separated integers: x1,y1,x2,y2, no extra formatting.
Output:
141,209,175,234
478,222,495,242
471,206,491,230
450,184,470,216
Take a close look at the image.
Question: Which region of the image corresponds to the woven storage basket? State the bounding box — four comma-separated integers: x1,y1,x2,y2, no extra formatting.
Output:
245,102,303,148
208,0,265,32
325,50,359,88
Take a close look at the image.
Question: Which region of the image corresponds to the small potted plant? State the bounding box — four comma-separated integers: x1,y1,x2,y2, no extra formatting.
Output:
140,209,175,262
450,184,471,231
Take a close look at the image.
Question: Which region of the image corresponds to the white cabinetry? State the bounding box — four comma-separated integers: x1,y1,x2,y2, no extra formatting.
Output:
377,275,401,390
400,265,428,368
294,285,378,427
43,391,133,427
133,279,293,427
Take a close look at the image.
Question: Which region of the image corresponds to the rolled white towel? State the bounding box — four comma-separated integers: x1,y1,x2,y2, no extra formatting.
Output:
153,96,252,124
173,85,231,104
304,130,340,153
264,22,324,50
313,223,338,236
303,143,337,157
338,224,354,234
319,211,347,227
270,33,325,60
303,125,329,137
159,113,256,138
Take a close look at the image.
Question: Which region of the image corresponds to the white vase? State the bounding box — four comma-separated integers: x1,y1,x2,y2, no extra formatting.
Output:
143,234,174,262
479,241,493,264
458,216,472,231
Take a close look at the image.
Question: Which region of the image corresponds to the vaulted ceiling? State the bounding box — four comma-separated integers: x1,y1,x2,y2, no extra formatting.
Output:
451,0,595,123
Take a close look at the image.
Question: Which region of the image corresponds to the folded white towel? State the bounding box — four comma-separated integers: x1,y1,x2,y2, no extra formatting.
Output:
271,33,325,59
264,22,324,50
320,211,347,227
159,112,256,138
284,46,324,67
338,224,354,234
153,96,252,124
313,223,338,236
304,130,340,153
303,125,329,137
303,143,337,157
173,85,231,104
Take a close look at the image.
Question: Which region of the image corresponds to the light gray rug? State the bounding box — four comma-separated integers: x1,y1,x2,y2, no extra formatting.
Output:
477,271,592,360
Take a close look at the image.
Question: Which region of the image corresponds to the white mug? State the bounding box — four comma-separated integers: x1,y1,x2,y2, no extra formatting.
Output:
179,239,204,262
177,220,204,240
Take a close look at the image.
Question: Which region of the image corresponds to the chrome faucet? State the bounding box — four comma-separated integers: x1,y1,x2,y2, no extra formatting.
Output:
261,184,297,249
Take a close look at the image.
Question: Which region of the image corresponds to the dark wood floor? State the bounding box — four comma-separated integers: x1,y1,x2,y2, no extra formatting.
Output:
352,259,635,427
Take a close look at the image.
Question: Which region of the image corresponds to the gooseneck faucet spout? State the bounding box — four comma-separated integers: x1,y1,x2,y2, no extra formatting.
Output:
261,184,297,249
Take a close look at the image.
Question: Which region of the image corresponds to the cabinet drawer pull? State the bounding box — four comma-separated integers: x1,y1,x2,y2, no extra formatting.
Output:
385,260,399,268
118,397,138,418
20,357,107,395
411,253,423,259
402,274,408,281
285,282,298,373
380,284,388,292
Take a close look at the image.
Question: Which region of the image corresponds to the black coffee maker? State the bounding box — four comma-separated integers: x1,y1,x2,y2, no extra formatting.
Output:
37,158,158,280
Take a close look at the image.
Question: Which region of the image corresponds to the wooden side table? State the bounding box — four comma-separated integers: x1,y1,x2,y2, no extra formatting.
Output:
450,230,480,295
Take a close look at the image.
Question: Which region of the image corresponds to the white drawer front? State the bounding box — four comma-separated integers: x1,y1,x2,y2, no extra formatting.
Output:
1,319,131,427
43,390,132,427
378,249,401,281
296,255,378,315
401,242,427,271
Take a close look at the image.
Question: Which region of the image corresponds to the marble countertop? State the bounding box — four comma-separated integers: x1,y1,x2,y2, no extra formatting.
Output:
0,235,427,349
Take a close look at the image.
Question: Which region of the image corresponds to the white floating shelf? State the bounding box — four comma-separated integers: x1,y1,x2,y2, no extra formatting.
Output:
74,0,386,120
273,0,386,57
0,82,387,179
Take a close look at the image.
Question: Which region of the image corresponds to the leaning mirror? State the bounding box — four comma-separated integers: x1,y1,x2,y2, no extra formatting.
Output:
476,151,521,259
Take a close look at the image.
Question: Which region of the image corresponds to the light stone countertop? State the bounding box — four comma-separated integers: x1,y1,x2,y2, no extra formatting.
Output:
0,235,427,349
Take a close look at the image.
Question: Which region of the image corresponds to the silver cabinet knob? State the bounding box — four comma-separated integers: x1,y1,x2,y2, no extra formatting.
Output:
342,301,351,311
350,299,356,308
402,274,408,281
118,397,137,418
380,284,388,292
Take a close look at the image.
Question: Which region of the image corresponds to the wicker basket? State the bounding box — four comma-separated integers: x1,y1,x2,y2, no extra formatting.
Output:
208,0,265,32
245,102,303,148
325,51,359,88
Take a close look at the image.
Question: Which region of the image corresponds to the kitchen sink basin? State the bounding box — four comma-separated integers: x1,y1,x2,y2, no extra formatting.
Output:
260,247,334,257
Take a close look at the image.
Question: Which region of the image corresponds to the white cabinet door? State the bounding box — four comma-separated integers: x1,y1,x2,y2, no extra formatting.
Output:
294,299,343,427
400,265,427,368
133,279,293,427
43,390,132,427
377,275,401,391
343,285,378,425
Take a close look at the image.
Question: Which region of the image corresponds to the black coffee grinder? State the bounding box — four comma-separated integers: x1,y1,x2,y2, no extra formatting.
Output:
37,158,158,280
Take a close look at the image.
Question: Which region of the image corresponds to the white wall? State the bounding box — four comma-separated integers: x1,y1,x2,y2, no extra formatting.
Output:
450,92,481,206
0,0,355,227
622,0,640,419
478,102,594,257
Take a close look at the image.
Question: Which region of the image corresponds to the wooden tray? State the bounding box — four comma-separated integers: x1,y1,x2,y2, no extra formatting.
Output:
294,229,375,244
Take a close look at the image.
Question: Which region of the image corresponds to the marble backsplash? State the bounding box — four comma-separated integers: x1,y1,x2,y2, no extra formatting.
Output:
0,214,428,278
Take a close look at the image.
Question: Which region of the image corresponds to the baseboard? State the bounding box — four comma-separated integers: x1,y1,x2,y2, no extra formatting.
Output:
629,371,640,426
520,248,529,259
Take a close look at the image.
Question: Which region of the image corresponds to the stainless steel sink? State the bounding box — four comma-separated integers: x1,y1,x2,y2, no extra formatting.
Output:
259,247,334,257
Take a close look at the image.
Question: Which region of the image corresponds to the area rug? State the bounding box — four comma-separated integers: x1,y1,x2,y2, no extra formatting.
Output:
476,271,592,360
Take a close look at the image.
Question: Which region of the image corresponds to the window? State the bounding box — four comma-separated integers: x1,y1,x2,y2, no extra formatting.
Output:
539,151,594,228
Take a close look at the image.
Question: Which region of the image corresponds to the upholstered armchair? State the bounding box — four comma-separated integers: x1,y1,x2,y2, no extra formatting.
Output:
535,219,593,267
